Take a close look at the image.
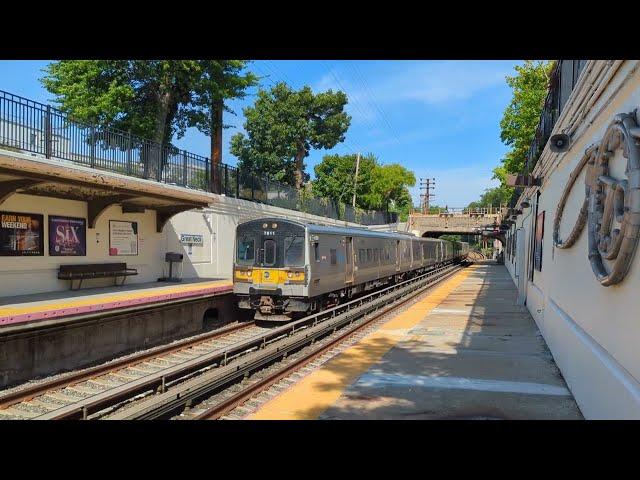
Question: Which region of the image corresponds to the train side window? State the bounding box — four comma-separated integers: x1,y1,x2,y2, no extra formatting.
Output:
330,249,337,265
359,249,365,264
314,242,320,262
366,248,372,262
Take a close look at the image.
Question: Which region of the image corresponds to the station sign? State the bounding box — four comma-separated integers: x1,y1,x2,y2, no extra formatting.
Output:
180,234,203,246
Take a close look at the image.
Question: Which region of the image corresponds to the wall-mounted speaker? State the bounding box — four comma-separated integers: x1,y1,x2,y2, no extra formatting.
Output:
550,133,571,153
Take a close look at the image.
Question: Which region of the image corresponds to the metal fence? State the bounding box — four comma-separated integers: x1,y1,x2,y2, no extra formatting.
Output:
525,60,588,173
0,89,395,225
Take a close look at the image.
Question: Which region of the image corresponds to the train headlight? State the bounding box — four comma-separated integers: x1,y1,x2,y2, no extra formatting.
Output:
286,270,305,284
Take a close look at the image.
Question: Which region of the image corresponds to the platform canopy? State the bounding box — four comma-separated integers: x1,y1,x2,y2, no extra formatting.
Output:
0,150,214,233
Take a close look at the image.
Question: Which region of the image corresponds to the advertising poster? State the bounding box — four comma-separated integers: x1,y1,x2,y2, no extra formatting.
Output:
49,216,86,256
0,211,44,256
109,220,138,256
534,211,545,271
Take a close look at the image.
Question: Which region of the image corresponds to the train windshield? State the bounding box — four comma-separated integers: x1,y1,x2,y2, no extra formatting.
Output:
236,236,255,265
284,236,304,266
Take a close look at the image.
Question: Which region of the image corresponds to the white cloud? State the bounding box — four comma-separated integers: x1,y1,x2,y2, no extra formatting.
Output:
386,61,511,105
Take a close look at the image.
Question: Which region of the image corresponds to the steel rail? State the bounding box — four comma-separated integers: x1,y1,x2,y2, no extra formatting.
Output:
0,321,252,411
22,263,459,420
109,264,462,420
194,266,463,420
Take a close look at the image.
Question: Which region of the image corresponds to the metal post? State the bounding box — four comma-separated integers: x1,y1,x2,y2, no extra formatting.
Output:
90,126,96,168
44,105,52,159
182,150,188,186
224,164,229,195
251,174,255,200
352,152,360,208
236,168,240,198
126,130,132,175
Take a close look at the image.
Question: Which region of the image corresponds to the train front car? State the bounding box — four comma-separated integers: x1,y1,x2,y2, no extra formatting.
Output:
233,218,308,322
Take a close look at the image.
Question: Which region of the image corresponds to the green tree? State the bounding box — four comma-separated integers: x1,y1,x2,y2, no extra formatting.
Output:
230,82,351,189
363,163,416,212
41,60,201,146
499,60,554,175
312,153,377,210
182,61,258,192
439,234,462,243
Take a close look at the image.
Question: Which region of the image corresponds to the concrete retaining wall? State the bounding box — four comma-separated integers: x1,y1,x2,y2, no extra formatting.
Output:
0,293,238,388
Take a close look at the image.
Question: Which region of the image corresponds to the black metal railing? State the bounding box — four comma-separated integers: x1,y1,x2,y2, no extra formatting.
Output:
0,89,396,225
524,60,588,174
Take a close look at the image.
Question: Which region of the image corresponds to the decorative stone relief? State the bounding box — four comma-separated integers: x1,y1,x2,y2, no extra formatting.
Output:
553,111,640,286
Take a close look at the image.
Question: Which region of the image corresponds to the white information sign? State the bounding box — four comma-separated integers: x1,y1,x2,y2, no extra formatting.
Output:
109,220,139,256
180,234,203,246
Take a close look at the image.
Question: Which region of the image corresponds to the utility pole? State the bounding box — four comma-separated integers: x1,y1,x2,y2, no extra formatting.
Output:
419,177,436,214
352,152,361,209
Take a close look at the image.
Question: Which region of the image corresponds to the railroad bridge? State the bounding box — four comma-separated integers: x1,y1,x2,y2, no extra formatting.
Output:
407,208,503,237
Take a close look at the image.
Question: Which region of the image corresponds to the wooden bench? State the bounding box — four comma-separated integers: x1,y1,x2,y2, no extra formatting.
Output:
58,263,138,290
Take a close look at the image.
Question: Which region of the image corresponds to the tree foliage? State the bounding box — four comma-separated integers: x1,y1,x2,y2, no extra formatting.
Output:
499,60,554,175
182,61,258,162
41,60,202,145
230,82,351,189
312,153,415,214
365,163,416,211
312,153,377,208
467,60,552,209
41,60,256,155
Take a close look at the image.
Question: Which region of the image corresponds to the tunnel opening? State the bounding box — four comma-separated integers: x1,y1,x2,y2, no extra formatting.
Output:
202,308,220,330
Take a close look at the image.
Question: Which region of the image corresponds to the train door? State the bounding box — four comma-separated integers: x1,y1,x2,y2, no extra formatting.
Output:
345,236,354,283
258,236,277,268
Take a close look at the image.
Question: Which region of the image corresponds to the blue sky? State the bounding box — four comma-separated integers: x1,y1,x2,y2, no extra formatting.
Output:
0,60,520,207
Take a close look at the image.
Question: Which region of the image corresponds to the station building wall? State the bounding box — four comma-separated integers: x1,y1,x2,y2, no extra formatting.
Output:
0,192,367,298
506,61,640,419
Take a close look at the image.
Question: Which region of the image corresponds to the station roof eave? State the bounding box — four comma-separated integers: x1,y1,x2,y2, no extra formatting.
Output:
0,150,215,232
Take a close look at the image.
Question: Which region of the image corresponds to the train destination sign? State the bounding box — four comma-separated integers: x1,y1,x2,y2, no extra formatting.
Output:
180,234,203,245
0,211,44,256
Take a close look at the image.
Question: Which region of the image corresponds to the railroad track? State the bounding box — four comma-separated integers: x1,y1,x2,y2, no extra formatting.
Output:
0,321,264,420
0,263,463,420
107,263,463,420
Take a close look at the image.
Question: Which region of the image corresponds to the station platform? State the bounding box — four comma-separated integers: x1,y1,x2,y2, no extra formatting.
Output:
0,278,233,329
248,263,583,420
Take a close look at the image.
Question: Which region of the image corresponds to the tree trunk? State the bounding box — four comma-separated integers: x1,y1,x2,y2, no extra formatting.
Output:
146,90,173,180
210,97,223,194
294,143,306,191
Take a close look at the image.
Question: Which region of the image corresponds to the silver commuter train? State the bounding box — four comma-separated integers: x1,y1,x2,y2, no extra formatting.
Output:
233,218,469,321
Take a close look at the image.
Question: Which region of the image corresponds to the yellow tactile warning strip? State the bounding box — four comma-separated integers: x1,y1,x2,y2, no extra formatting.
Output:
248,267,474,420
0,279,233,326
